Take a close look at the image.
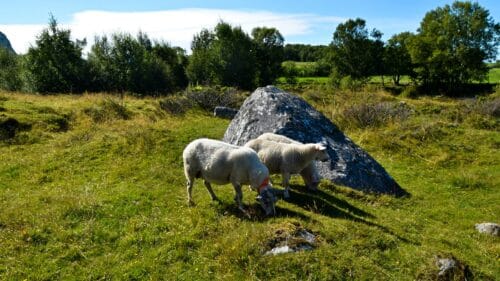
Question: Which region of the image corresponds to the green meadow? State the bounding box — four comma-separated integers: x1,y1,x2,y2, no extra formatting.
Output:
0,87,499,280
278,65,500,86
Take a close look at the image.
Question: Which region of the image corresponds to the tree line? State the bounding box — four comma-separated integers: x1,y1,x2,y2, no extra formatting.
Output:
0,1,499,95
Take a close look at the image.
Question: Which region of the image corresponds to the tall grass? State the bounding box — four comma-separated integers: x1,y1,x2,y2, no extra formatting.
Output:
0,88,499,280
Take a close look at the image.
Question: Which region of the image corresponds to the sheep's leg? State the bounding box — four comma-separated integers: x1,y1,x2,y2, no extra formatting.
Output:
233,184,250,217
186,178,195,206
282,172,291,199
204,180,220,202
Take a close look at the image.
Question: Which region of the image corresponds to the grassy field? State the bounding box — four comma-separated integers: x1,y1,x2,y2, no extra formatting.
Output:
0,88,499,280
278,67,500,86
489,67,500,83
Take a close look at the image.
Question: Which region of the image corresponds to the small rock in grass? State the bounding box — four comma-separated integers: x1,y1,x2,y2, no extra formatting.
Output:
214,106,238,119
475,222,499,236
265,222,317,256
434,255,473,280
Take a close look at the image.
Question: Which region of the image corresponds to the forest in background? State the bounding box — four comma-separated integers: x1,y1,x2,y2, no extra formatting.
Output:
0,1,499,96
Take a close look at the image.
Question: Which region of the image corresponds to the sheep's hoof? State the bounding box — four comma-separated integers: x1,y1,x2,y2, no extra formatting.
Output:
188,200,196,207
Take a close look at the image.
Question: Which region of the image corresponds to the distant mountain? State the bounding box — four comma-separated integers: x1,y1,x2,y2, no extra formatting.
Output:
0,31,15,54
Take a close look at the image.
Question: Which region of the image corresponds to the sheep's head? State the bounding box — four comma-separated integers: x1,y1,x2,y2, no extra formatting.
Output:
257,178,278,216
314,144,329,162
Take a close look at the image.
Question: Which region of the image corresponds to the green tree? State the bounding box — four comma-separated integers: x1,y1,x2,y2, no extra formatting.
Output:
212,22,256,89
187,21,257,90
186,29,216,86
408,1,500,87
384,32,414,85
251,27,284,86
24,16,88,93
152,44,189,89
0,47,22,91
88,33,177,95
330,18,383,81
283,44,329,62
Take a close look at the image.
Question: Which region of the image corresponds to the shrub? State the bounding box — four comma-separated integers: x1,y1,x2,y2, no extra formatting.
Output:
159,95,192,115
339,101,413,129
459,97,500,129
474,97,500,118
339,76,369,92
186,87,241,112
400,85,419,98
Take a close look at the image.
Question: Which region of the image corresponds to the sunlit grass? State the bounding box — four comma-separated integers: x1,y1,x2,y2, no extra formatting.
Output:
0,89,499,280
488,67,500,83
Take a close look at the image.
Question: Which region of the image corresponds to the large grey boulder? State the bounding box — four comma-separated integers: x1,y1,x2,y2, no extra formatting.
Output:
223,86,407,196
0,31,15,54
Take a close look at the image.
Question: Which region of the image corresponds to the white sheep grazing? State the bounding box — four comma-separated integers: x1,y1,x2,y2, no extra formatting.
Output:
257,133,322,191
245,138,329,198
182,138,277,216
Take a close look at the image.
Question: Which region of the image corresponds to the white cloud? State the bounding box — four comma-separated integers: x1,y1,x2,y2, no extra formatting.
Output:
1,8,344,54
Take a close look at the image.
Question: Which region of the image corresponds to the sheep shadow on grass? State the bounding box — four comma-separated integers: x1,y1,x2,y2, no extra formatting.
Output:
213,200,316,222
282,185,416,245
211,185,372,222
285,185,375,219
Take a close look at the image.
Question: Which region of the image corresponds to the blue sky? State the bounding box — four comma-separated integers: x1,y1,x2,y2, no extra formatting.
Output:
1,0,499,54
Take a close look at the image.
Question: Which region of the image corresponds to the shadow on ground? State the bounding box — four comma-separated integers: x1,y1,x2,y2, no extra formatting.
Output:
213,184,416,244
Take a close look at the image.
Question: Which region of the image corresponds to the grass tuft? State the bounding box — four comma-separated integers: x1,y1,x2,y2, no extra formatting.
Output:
83,98,132,123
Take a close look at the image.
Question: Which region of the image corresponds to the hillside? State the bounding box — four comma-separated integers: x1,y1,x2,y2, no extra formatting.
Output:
0,31,15,53
0,88,499,280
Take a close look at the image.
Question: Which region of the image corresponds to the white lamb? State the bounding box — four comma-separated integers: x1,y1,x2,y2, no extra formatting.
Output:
257,133,322,191
244,137,329,198
182,138,277,216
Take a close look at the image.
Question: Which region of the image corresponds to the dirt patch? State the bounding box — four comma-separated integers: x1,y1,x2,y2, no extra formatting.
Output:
265,221,319,255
